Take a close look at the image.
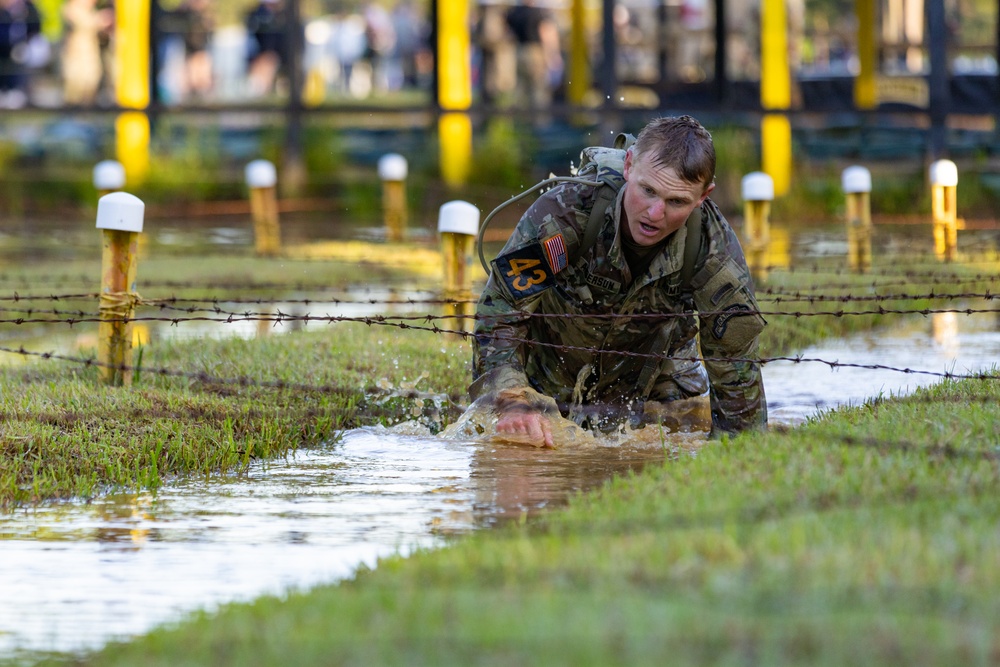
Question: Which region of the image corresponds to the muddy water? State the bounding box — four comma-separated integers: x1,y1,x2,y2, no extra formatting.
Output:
2,310,998,662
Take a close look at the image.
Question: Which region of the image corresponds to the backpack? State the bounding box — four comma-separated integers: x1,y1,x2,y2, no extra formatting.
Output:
476,134,704,293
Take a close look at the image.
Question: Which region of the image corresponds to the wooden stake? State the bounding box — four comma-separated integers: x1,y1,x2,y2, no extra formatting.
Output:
245,160,282,256
842,166,873,273
741,172,774,283
438,201,480,335
96,193,145,386
379,154,408,243
930,160,959,262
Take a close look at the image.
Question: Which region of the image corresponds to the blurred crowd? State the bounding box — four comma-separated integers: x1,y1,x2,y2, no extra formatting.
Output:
1,0,994,111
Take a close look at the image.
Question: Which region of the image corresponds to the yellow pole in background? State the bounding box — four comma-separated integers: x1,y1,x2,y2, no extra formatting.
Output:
760,0,792,196
438,200,480,335
842,165,873,273
245,159,282,257
854,0,878,109
96,193,145,387
115,0,151,185
437,0,473,188
566,0,590,106
930,159,960,262
378,153,409,242
740,171,774,283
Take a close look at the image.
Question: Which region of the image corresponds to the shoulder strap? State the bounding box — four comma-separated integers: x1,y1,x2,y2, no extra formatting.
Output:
577,133,634,260
680,204,703,295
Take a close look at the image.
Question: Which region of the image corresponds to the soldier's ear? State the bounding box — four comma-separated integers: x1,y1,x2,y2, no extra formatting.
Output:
699,181,716,204
623,147,634,179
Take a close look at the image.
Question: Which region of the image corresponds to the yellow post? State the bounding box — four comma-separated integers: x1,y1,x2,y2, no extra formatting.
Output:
437,0,473,188
245,159,282,257
378,153,409,242
760,0,792,196
96,193,145,386
115,0,151,185
929,159,959,262
842,165,873,273
566,0,590,106
439,112,473,188
438,201,480,335
740,172,774,283
854,0,877,109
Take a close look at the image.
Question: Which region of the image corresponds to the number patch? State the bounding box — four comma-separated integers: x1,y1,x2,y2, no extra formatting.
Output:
494,244,556,299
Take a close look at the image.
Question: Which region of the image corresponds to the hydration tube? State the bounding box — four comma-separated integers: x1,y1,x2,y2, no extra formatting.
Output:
476,176,604,273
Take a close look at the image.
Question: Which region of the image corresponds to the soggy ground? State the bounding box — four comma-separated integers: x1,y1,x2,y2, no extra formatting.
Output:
1,220,999,663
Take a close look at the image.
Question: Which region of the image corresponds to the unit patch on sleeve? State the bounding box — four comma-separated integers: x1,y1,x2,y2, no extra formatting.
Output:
493,243,557,299
542,233,568,273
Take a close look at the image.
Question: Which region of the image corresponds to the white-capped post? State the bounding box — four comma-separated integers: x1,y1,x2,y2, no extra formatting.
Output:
438,200,479,334
741,172,774,282
245,159,281,256
96,192,145,386
842,165,873,273
93,160,126,198
378,153,408,242
930,159,960,262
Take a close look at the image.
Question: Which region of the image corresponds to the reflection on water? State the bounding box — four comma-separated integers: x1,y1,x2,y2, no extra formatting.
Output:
0,425,687,661
3,308,998,663
763,310,1000,424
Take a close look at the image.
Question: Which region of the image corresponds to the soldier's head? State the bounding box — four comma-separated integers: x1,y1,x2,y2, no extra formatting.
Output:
632,115,715,191
621,115,716,246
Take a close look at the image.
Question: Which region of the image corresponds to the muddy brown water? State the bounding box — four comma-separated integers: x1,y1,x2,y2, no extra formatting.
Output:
1,221,999,662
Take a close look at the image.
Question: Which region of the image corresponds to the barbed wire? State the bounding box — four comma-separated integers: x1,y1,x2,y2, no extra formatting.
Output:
2,319,997,384
3,289,998,308
0,303,997,327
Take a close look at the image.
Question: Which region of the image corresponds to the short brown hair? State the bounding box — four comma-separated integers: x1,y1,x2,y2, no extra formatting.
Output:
632,115,715,190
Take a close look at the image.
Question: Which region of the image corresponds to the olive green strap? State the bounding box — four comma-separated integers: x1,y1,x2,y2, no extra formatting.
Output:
680,204,704,295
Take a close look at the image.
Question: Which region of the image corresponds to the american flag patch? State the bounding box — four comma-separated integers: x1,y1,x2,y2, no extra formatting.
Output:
542,234,567,273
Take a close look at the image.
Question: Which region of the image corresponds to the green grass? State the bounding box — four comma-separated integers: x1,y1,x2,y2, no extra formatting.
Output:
32,374,1000,667
3,245,1000,665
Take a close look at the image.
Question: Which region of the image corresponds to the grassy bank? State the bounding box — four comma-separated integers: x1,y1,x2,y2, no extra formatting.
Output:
35,372,1000,666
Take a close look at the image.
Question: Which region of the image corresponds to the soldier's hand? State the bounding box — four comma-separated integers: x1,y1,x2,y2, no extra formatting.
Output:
495,410,555,448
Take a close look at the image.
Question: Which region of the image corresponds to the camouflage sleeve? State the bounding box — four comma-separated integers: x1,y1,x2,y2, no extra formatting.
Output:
469,182,588,402
692,206,768,435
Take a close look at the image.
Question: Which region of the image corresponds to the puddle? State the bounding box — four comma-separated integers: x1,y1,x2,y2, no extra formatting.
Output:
0,428,677,662
763,310,1000,423
2,308,999,663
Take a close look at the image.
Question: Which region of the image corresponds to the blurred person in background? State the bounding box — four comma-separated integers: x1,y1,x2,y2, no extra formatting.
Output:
61,0,113,105
177,0,214,100
245,0,287,96
0,0,42,108
504,0,561,111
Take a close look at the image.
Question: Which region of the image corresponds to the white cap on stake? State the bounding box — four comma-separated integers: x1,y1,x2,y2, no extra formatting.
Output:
378,153,408,181
92,160,126,191
96,192,145,233
841,165,872,194
929,159,958,187
438,201,480,236
245,159,277,188
741,171,775,201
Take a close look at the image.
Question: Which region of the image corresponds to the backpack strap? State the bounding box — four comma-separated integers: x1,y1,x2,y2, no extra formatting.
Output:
680,204,703,297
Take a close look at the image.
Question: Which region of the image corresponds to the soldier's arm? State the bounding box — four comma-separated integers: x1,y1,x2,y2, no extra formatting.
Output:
691,212,768,436
470,183,585,402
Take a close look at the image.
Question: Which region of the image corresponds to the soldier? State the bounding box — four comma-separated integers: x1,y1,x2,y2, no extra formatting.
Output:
471,115,767,446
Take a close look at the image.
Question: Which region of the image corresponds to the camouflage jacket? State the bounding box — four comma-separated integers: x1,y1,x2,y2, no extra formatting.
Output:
471,165,768,435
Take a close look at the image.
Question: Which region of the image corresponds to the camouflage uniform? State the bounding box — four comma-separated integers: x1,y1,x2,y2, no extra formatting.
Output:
471,150,768,436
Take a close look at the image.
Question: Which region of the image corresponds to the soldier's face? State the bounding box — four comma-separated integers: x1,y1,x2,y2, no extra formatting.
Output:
622,149,714,246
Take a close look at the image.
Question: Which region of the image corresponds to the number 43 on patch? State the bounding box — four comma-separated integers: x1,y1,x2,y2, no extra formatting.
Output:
494,243,557,298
